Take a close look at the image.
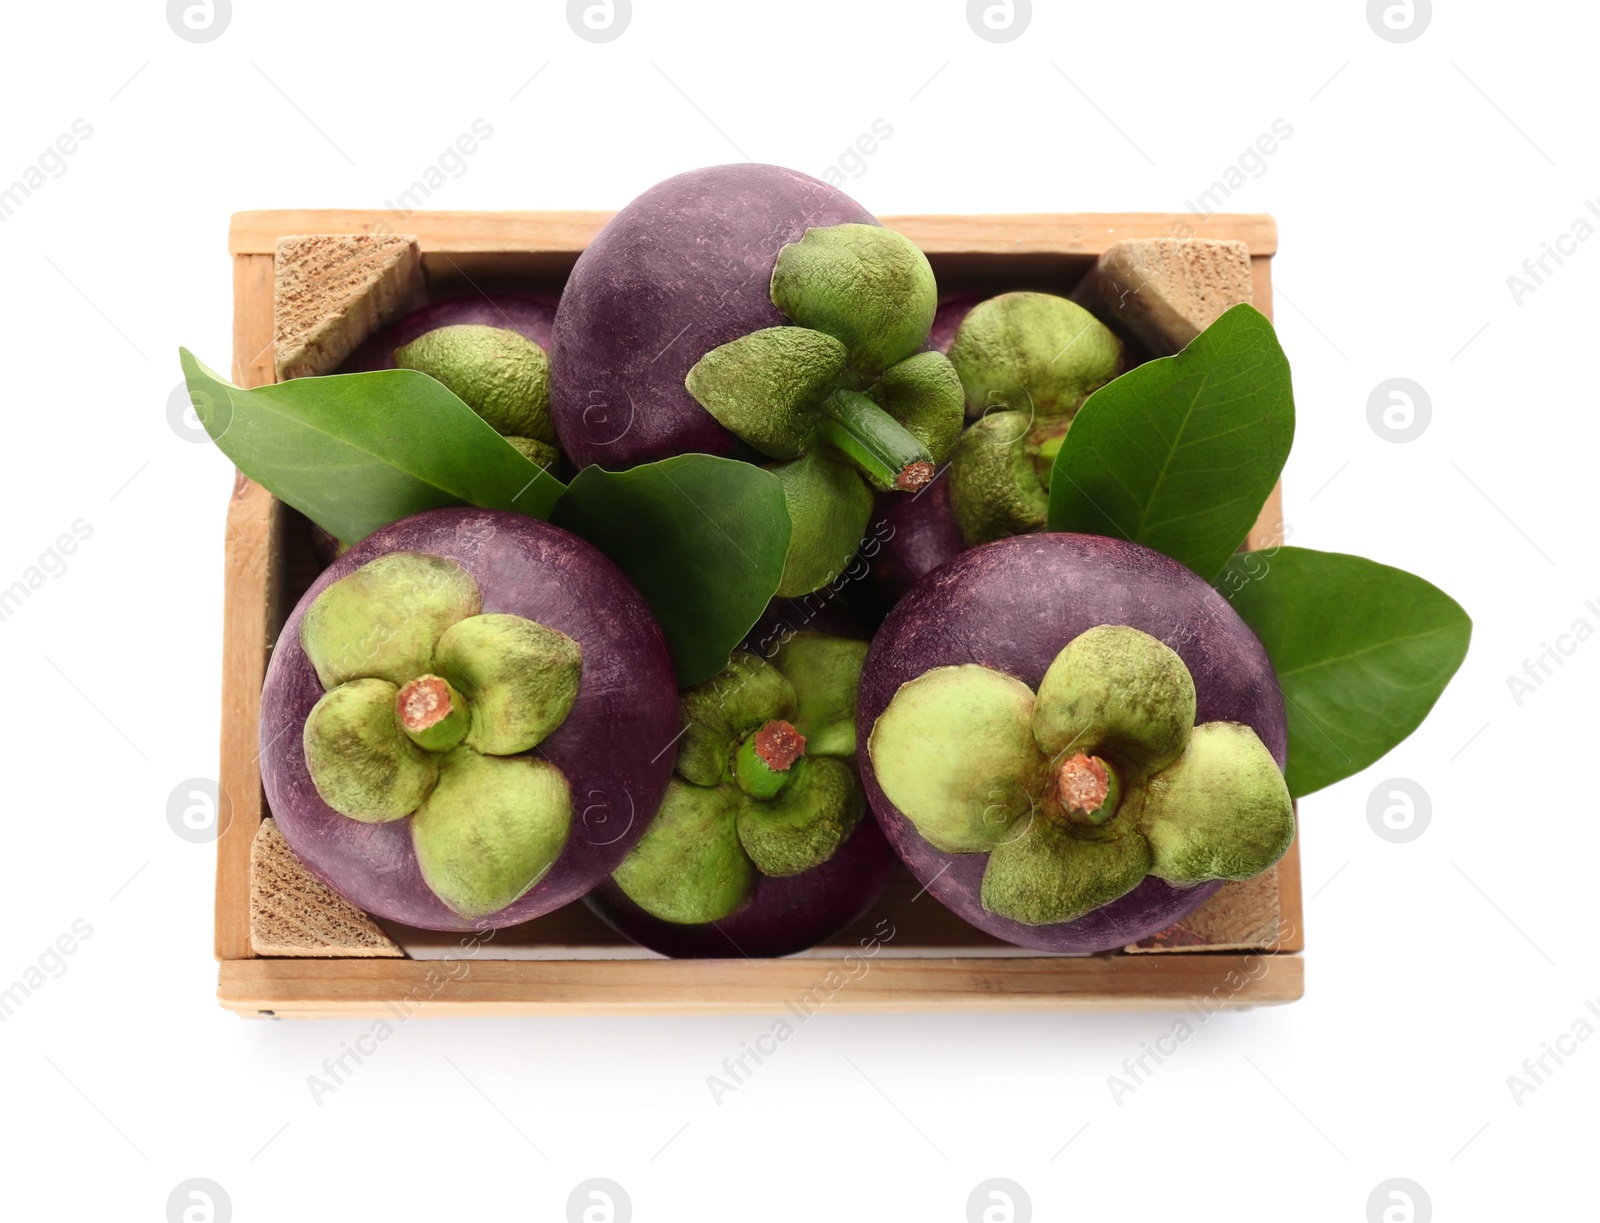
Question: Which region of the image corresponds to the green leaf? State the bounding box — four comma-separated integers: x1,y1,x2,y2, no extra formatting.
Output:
1046,304,1294,581
551,455,791,686
179,348,563,545
1218,547,1471,798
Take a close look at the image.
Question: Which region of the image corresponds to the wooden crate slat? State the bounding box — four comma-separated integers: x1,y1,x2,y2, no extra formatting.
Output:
229,210,1278,257
220,952,1302,1018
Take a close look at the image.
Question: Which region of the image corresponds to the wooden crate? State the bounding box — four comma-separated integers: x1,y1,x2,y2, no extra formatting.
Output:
216,208,1302,1017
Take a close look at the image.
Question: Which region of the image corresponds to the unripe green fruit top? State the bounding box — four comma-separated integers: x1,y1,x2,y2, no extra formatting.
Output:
681,224,966,597
612,636,869,924
394,324,556,443
297,551,583,918
869,624,1293,926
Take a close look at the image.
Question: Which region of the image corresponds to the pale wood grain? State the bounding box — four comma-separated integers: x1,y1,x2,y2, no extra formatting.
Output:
251,819,403,957
230,210,1277,258
1074,238,1256,357
273,234,424,379
219,952,1302,1018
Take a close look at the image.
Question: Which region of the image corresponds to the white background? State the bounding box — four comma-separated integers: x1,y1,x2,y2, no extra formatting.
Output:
0,1,1590,1219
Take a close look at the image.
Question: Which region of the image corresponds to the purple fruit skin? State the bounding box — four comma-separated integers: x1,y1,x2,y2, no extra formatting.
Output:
856,533,1289,954
338,292,560,373
585,815,895,958
260,508,680,931
854,472,966,624
549,164,878,471
929,291,981,353
741,594,863,654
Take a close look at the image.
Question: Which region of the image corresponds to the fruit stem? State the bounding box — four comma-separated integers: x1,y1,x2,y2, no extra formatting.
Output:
816,390,934,492
733,719,807,799
1057,753,1121,826
396,675,470,752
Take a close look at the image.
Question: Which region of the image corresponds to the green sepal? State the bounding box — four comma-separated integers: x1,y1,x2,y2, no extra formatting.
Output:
871,351,965,465
303,678,440,822
947,292,1122,419
394,324,555,442
770,224,936,372
676,652,796,787
1139,722,1295,885
736,756,864,878
611,779,754,925
767,452,873,598
300,552,481,690
684,327,848,459
980,808,1152,926
505,436,560,472
435,614,583,756
410,748,572,918
1033,625,1196,779
946,411,1052,546
867,664,1046,854
772,633,868,758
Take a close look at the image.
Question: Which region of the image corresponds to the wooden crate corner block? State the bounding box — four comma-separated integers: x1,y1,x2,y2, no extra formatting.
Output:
273,233,424,380
1073,237,1255,356
220,209,1300,1015
250,819,404,958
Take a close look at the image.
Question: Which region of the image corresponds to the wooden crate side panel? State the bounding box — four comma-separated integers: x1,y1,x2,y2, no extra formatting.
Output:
219,952,1302,1018
216,252,281,960
229,210,1278,257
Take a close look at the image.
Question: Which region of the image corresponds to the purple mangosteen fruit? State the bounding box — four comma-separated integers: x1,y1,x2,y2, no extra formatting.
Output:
587,632,894,957
549,163,965,596
260,507,680,931
856,533,1294,953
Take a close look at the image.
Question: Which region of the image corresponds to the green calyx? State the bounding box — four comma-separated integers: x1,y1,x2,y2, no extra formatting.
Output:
947,292,1123,421
946,410,1070,547
767,452,874,599
395,324,556,443
943,290,1123,550
867,625,1294,926
683,223,964,595
298,552,583,918
612,635,868,924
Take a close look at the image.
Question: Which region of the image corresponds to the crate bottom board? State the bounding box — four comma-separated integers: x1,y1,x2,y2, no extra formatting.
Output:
219,951,1303,1018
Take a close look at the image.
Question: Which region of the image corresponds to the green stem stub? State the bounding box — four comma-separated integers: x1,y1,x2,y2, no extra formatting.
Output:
816,390,935,492
1056,753,1120,826
396,675,470,753
734,719,807,799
